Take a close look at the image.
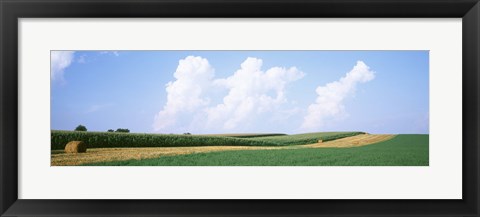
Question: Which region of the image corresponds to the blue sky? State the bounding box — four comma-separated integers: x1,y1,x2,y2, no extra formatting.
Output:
51,51,429,134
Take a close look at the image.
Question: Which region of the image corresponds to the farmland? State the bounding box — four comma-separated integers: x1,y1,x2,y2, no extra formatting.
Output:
202,133,287,138
51,131,428,166
83,135,428,166
50,133,390,165
51,130,364,150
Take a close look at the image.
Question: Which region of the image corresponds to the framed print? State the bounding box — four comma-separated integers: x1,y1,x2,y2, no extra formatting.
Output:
1,0,479,216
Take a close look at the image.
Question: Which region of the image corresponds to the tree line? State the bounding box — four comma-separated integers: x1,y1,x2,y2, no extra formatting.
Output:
74,125,130,133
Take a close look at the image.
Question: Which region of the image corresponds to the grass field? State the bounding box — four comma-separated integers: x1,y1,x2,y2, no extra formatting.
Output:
82,135,428,166
202,133,287,138
246,132,367,146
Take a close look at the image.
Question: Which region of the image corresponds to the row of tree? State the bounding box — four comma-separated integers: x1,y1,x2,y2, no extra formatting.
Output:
74,125,130,133
108,128,130,133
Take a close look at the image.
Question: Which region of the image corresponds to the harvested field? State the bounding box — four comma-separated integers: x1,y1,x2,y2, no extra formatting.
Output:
51,134,394,166
51,146,278,166
301,134,395,148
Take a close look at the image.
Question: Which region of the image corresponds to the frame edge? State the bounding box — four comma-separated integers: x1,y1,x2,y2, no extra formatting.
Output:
1,0,480,216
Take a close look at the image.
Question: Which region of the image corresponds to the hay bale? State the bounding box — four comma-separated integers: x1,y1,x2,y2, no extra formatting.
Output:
65,141,87,153
318,140,323,143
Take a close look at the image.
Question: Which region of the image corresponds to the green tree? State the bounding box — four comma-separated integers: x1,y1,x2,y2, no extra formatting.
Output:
107,129,114,132
115,128,130,133
74,125,87,131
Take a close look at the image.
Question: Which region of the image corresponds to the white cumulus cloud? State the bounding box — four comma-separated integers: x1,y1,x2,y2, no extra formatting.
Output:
206,57,304,130
152,56,304,133
51,51,75,82
301,61,375,130
153,56,215,131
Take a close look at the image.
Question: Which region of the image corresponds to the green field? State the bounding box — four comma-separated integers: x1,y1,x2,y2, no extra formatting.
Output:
83,135,428,166
51,130,364,150
202,133,287,138
245,132,366,146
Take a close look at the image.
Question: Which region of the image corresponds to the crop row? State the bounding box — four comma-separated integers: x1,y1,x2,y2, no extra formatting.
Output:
248,132,365,146
51,131,279,150
211,133,287,138
51,130,365,150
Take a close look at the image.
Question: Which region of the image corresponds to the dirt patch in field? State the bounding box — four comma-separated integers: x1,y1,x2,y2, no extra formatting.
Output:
51,134,395,166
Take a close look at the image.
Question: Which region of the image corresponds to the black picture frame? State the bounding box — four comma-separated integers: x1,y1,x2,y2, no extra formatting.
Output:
1,0,479,216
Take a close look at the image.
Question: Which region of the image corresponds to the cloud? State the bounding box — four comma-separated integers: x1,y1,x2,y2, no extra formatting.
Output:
153,56,215,131
206,57,304,129
152,56,304,133
301,61,375,130
51,51,75,82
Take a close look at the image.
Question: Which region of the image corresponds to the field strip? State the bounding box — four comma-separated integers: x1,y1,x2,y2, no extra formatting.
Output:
299,134,396,148
51,134,395,166
51,146,278,166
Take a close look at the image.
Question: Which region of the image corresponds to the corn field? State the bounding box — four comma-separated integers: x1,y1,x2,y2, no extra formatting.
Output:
51,130,364,150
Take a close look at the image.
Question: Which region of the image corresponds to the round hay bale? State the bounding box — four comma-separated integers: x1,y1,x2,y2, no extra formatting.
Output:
65,141,87,153
318,140,323,143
